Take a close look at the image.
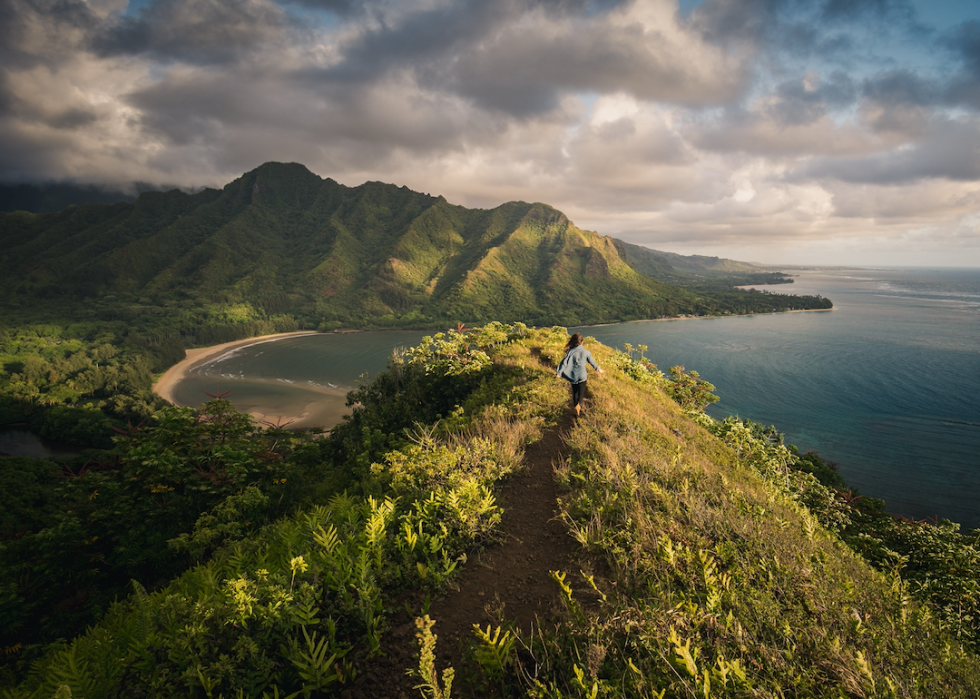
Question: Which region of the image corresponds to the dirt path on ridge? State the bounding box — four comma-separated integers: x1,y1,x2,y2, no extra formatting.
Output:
342,392,592,698
425,408,581,656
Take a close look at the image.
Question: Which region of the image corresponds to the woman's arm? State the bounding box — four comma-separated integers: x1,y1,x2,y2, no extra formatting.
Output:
587,350,603,374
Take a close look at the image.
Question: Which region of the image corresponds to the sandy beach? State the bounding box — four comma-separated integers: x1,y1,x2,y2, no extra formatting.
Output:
152,331,320,405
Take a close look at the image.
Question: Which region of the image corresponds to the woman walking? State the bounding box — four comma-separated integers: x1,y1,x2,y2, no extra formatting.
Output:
556,333,603,416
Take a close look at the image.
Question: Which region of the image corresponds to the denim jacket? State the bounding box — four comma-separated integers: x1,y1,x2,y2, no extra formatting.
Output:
556,346,600,384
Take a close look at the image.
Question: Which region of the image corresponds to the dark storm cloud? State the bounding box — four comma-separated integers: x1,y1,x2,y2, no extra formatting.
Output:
323,0,503,84
947,19,980,74
862,70,939,108
46,108,99,129
689,0,780,46
444,23,743,116
124,65,487,155
279,0,354,14
0,71,15,117
92,0,287,65
692,0,923,62
0,0,98,69
819,0,916,25
318,0,735,117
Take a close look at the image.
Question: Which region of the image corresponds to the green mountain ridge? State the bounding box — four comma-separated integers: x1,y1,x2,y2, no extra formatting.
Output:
0,162,828,329
613,239,791,286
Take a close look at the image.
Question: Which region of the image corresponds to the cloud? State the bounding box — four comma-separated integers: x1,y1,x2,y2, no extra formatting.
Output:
827,179,980,220
92,0,288,64
0,0,977,265
0,0,102,70
943,20,980,108
818,0,916,25
321,0,749,117
797,117,980,184
279,0,354,14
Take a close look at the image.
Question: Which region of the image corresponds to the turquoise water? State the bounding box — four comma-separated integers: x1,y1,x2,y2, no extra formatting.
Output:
579,268,980,530
170,268,980,529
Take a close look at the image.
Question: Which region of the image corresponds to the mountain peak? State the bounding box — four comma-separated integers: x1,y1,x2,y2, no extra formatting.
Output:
0,164,825,327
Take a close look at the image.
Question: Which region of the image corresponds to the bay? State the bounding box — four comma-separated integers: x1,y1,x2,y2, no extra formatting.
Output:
169,268,980,529
171,330,427,429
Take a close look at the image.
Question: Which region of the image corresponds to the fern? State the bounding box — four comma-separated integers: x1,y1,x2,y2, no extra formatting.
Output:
287,626,346,694
46,643,97,699
471,624,516,680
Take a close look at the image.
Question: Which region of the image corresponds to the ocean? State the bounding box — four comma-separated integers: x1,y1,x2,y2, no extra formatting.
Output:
171,267,980,530
580,268,980,530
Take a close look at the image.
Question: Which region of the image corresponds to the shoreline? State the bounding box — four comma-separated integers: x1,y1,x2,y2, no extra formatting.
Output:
575,307,834,329
154,308,837,403
152,331,320,405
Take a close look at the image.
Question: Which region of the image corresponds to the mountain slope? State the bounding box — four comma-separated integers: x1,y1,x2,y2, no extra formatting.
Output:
0,162,829,328
615,238,793,286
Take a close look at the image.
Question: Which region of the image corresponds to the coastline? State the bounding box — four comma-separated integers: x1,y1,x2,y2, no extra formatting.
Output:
153,308,835,421
576,307,834,329
152,331,320,405
155,308,837,403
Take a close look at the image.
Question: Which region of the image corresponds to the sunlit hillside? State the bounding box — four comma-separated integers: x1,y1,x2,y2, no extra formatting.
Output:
3,326,979,698
0,162,829,331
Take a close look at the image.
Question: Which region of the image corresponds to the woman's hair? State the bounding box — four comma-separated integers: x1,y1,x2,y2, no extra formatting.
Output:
564,333,584,352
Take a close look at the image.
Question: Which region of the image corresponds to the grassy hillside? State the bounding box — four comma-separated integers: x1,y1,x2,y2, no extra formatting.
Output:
0,162,829,331
3,326,979,698
614,239,794,288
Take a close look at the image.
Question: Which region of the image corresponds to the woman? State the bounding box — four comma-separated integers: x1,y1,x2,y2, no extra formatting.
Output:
556,333,603,416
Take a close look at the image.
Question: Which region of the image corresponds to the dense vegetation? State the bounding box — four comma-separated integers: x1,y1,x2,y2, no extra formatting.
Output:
2,326,979,698
0,314,300,451
0,183,136,216
0,162,830,334
613,239,796,289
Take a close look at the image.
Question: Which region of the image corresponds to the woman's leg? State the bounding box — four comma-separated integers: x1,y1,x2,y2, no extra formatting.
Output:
572,381,587,414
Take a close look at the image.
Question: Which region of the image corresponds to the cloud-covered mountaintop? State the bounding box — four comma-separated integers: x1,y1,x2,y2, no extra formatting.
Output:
1,0,978,265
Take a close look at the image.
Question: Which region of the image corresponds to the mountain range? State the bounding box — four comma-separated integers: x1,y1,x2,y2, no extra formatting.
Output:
0,162,829,328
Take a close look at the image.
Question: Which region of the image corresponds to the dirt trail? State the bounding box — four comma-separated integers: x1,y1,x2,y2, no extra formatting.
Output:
425,408,580,655
342,384,590,698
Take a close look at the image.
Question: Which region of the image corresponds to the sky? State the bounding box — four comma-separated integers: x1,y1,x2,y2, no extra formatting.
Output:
2,0,979,266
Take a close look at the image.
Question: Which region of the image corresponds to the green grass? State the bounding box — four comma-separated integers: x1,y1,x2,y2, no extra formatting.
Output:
4,327,976,698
